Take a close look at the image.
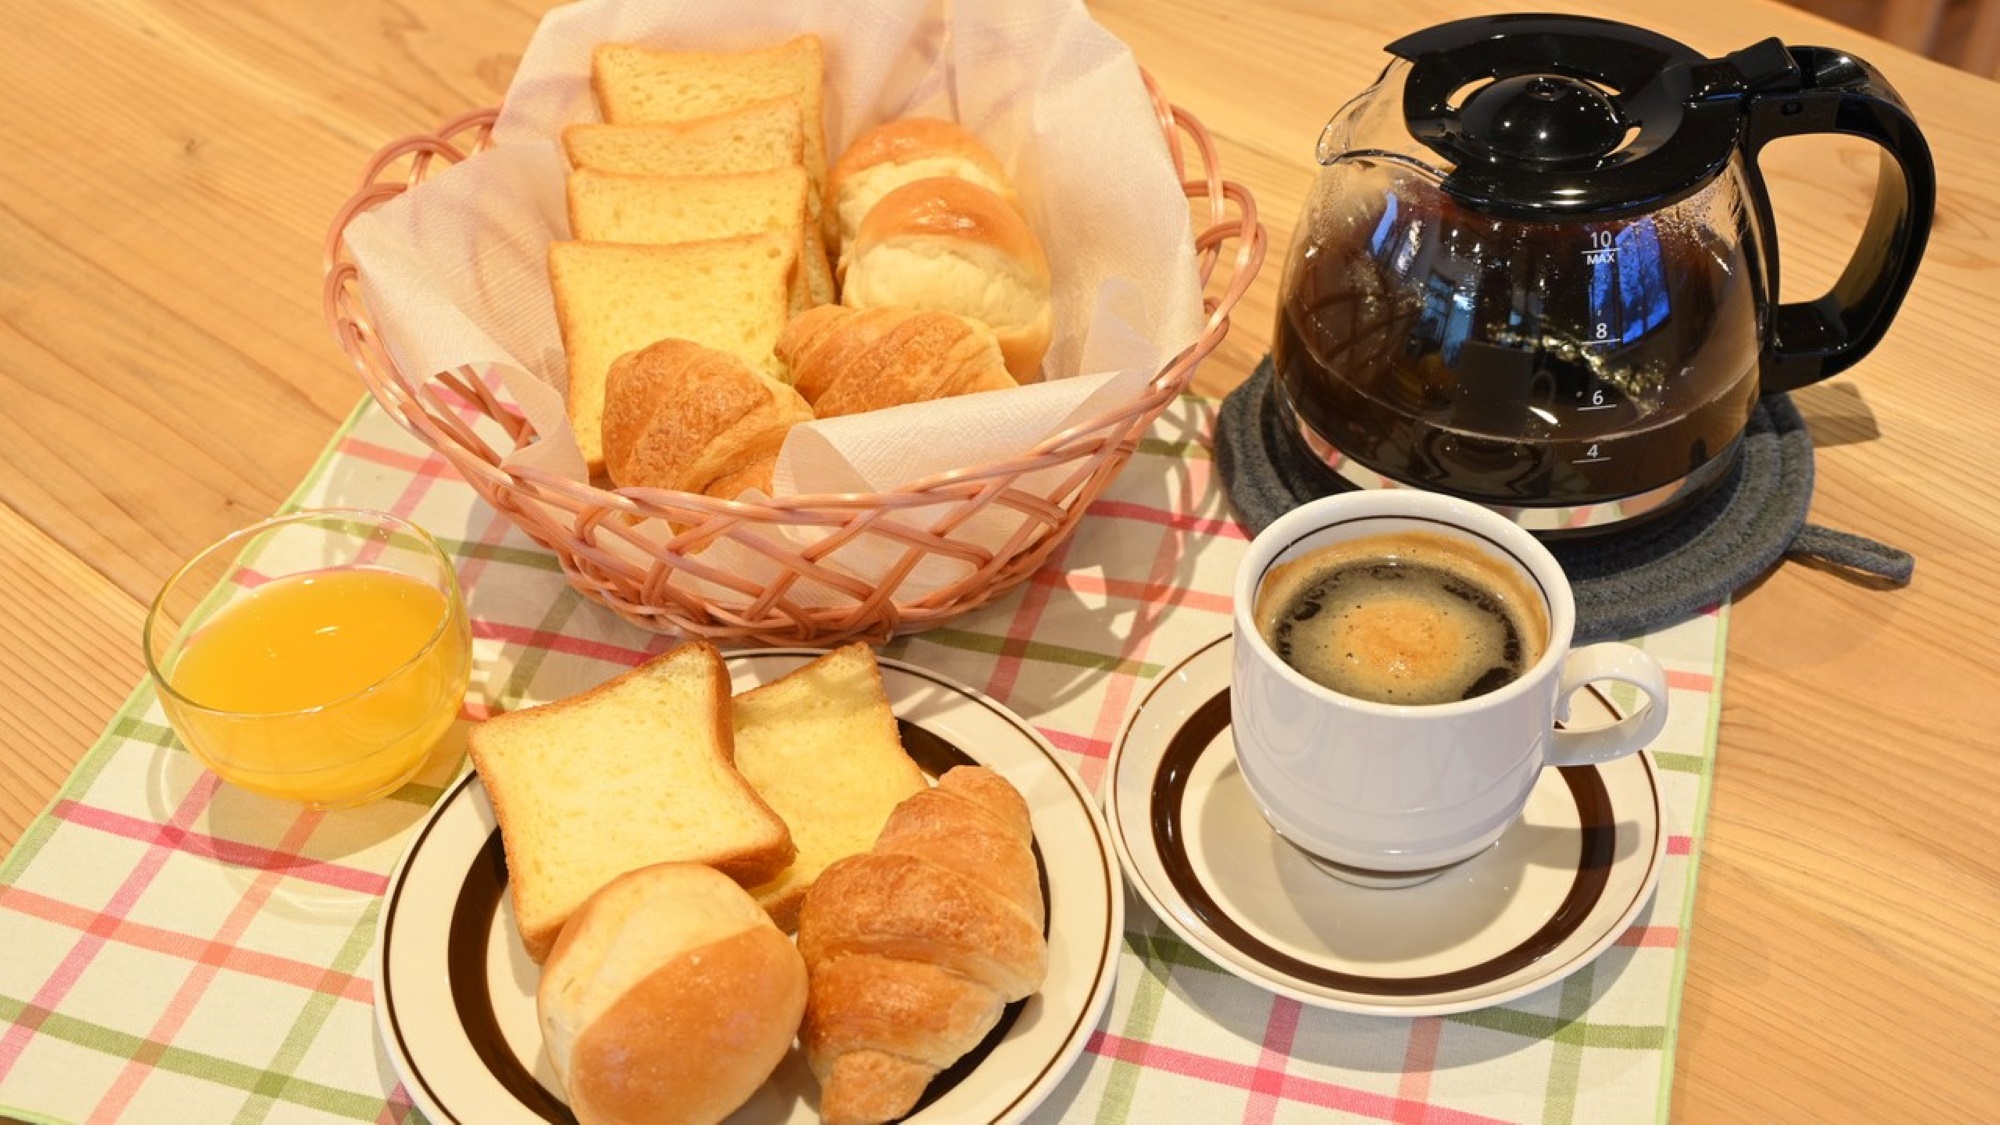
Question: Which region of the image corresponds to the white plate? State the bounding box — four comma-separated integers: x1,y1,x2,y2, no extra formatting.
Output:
1106,634,1665,1017
374,649,1123,1123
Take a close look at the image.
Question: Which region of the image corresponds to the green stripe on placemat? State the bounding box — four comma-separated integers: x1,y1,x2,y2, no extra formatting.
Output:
1652,609,1732,1124
0,999,393,1122
236,903,384,1123
0,680,163,886
903,627,1162,680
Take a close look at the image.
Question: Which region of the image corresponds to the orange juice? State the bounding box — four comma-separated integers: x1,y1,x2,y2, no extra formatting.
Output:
160,566,470,805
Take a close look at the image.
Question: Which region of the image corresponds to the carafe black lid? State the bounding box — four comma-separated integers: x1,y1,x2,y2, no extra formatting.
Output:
1389,14,1801,220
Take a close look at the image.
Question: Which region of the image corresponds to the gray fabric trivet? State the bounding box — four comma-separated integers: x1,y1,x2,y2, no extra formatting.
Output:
1215,357,1913,642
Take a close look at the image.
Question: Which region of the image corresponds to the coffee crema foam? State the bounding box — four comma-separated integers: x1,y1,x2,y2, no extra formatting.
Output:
1253,531,1549,705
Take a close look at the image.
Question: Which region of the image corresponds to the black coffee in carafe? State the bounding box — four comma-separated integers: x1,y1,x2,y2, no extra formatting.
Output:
1272,181,1763,508
1271,16,1934,535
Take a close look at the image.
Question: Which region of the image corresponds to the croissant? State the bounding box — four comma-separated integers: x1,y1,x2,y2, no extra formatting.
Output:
795,766,1047,1125
600,337,813,498
774,304,1017,419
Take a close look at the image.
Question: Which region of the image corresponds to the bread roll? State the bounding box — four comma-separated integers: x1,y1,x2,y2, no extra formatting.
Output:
825,117,1016,254
839,177,1053,382
797,766,1047,1125
775,305,1016,418
538,862,808,1125
601,338,813,499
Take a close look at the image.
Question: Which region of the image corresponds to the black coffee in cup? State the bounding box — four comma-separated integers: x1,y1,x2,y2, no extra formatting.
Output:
1253,531,1549,705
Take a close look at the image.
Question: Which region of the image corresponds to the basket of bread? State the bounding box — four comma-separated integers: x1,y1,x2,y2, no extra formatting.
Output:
323,0,1263,645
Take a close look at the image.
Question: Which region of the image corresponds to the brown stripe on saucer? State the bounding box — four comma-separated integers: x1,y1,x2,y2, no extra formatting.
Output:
1153,688,1617,997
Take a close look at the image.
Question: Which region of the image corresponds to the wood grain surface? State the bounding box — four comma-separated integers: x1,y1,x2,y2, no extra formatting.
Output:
1,0,1995,1120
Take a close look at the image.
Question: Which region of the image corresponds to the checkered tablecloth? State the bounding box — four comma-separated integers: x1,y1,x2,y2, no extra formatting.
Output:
0,390,1723,1124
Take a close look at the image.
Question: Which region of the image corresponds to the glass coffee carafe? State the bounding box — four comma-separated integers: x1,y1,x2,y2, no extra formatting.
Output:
1272,15,1934,535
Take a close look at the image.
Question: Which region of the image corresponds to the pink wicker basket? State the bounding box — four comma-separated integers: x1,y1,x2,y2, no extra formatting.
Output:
322,75,1264,645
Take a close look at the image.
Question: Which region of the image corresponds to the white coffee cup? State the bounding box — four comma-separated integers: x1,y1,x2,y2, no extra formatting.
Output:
1231,490,1668,887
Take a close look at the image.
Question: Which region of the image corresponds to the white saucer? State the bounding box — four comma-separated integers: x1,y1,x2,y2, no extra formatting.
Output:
1105,634,1666,1017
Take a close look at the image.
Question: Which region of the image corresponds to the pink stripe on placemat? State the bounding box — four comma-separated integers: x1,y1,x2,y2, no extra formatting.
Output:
49,800,388,895
1039,727,1112,760
990,451,1230,782
94,806,330,1118
1617,925,1682,948
0,886,371,1003
375,1086,420,1125
0,775,222,1081
981,526,1081,704
1245,996,1302,1123
472,619,656,666
1086,498,1249,539
1395,1017,1445,1119
1666,669,1714,692
1034,567,1235,616
336,435,459,477
1094,1030,1512,1123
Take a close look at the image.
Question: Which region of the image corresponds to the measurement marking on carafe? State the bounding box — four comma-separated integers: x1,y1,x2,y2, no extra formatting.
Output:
1574,443,1611,464
1577,403,1618,411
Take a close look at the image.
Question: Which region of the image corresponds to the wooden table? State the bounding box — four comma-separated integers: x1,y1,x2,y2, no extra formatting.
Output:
3,0,1994,1120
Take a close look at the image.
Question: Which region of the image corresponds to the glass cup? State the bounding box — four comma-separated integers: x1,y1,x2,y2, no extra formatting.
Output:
144,509,472,808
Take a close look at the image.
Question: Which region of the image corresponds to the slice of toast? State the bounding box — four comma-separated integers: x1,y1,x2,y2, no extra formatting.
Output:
547,232,797,476
590,37,826,196
731,642,927,932
467,640,795,963
561,97,806,181
566,166,832,308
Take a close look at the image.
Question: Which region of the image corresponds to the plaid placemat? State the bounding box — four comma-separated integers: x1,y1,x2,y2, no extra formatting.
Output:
0,390,1722,1124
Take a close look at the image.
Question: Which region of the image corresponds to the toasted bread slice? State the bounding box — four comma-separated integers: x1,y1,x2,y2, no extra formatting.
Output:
566,166,832,308
731,643,927,932
562,97,807,181
548,232,797,475
591,37,826,195
467,641,795,962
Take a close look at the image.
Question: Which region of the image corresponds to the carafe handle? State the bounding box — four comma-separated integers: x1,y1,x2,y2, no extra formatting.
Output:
1742,46,1935,393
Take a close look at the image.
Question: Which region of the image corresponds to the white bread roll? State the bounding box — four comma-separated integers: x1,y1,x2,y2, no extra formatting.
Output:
537,862,808,1125
839,177,1053,383
825,117,1016,254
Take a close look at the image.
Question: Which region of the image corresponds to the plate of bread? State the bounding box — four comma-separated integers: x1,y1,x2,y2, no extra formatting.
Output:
373,641,1123,1125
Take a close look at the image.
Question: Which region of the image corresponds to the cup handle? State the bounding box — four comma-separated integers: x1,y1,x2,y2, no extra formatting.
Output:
1547,643,1669,767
